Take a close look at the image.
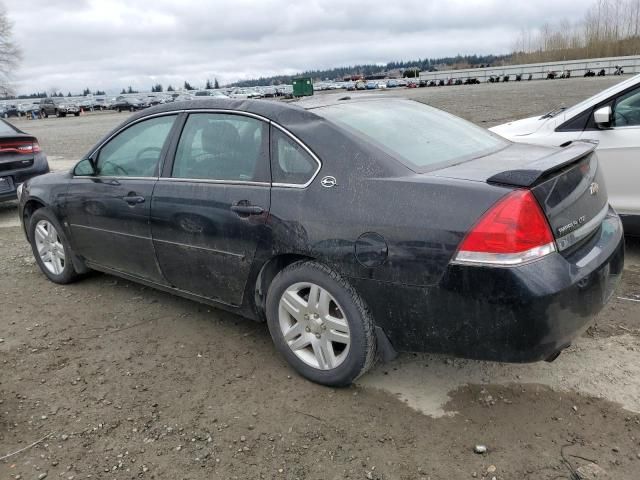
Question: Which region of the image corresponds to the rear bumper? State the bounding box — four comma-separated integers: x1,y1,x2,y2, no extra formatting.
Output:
352,208,625,362
0,153,49,202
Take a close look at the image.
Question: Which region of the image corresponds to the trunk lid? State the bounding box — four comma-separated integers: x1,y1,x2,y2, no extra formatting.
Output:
430,141,608,251
0,135,37,173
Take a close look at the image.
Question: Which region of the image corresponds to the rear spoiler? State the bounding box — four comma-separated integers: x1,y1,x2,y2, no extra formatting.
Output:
487,140,598,187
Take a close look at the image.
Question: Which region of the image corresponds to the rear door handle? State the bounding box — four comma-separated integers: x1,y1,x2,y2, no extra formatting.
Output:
123,195,145,205
230,204,264,215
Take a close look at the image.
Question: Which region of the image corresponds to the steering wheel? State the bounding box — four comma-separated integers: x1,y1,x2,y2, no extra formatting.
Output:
135,146,162,162
100,160,128,176
613,109,630,127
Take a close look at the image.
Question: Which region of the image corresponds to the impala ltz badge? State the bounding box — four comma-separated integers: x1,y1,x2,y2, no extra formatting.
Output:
589,182,600,195
321,176,337,188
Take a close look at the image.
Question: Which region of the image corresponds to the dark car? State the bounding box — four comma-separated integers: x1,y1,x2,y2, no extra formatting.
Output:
113,96,147,112
39,98,80,117
17,98,624,386
0,119,49,202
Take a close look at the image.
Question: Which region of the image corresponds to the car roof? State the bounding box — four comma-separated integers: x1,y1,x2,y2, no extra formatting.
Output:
130,95,406,125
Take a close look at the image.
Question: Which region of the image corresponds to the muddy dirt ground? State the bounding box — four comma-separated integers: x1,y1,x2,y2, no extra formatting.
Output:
1,77,640,479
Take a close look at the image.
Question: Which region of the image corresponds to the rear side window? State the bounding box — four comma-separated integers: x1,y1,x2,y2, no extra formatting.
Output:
270,128,318,185
172,113,269,182
315,100,507,172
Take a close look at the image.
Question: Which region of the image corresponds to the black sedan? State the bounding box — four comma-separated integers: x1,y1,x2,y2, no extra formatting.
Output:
112,96,147,112
0,119,49,202
17,98,624,386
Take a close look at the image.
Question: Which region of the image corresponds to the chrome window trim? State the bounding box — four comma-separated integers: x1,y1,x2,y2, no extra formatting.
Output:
72,175,158,180
77,108,323,189
555,204,610,252
158,177,270,187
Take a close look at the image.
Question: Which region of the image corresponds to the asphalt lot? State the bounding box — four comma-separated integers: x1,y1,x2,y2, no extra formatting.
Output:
1,77,639,479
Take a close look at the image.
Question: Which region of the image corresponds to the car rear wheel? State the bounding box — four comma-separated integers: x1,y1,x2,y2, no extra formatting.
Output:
29,209,79,284
41,110,48,118
266,261,377,386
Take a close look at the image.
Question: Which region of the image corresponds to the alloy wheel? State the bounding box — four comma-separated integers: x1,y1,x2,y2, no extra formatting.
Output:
278,282,351,370
34,220,66,275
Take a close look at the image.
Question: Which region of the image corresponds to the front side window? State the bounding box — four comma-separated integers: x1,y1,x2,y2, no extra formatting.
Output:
96,115,176,177
270,128,318,185
315,100,507,172
172,113,269,182
613,86,640,127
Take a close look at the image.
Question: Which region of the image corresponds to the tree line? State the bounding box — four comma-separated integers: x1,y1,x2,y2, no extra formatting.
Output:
511,0,640,63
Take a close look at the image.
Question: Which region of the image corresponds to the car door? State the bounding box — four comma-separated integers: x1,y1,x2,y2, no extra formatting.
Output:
151,112,271,306
64,113,178,282
579,84,640,217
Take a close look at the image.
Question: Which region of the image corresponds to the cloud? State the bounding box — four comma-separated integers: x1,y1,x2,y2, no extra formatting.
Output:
4,0,588,94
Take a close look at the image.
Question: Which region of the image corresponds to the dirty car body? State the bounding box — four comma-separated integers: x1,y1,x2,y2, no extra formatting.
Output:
18,98,624,385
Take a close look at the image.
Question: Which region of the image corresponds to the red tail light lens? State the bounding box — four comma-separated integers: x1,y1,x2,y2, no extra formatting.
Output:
0,140,41,154
454,189,556,266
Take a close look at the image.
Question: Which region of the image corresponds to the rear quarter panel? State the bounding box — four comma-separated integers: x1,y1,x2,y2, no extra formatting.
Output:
266,128,511,287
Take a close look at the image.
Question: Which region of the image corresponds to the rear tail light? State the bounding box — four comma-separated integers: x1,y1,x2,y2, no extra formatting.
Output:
0,140,41,154
454,189,556,266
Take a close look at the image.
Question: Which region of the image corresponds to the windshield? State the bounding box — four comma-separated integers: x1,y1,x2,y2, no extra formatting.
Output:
315,99,507,172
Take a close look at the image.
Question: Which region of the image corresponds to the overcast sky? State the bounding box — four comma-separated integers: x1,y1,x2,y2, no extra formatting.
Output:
5,0,587,95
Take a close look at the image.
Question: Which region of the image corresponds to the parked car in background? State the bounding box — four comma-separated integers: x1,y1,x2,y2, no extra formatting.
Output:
3,104,22,117
94,98,110,110
113,96,147,112
0,119,49,201
491,73,640,235
17,97,623,386
39,98,80,117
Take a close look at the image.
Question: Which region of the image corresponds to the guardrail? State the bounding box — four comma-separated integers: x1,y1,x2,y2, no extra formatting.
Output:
419,55,640,82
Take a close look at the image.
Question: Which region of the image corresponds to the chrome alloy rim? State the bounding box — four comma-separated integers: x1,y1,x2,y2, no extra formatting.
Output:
34,220,66,275
278,282,351,370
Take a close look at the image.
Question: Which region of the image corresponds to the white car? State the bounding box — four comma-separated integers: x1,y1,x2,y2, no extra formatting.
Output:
491,74,640,235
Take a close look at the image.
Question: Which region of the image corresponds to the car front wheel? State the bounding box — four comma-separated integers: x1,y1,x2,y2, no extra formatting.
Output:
29,209,79,284
266,261,377,386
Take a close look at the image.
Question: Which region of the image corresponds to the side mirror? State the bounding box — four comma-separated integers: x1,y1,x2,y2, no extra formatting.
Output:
594,106,613,129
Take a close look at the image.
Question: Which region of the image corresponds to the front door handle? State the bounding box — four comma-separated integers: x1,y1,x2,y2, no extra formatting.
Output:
230,203,264,216
123,195,145,205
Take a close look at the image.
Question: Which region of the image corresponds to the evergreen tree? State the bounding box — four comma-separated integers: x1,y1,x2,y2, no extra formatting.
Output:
121,88,126,94
205,79,213,89
184,81,195,91
167,85,175,92
214,78,220,89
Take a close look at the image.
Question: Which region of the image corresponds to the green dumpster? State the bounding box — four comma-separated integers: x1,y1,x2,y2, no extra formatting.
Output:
292,77,314,97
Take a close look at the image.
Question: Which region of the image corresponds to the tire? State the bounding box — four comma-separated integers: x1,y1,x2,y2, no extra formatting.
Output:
74,112,80,116
29,208,79,284
265,261,377,386
41,110,48,118
55,109,60,117
129,106,134,112
118,107,122,113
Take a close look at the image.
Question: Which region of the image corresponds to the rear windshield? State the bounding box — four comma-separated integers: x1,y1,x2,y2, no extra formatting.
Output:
315,100,507,172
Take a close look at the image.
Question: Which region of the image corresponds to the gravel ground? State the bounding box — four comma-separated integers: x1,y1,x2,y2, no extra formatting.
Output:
1,76,640,480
